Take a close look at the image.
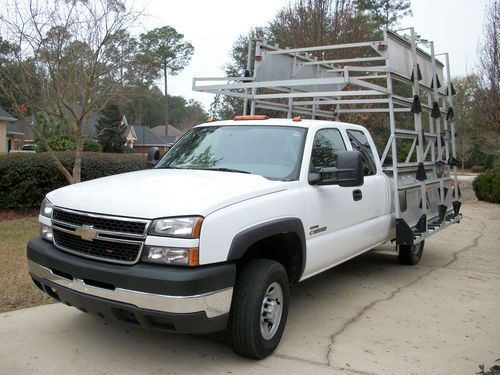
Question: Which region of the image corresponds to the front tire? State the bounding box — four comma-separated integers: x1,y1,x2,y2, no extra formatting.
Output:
228,259,289,359
398,241,425,265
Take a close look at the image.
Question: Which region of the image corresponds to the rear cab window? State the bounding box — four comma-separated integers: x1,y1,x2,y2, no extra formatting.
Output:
346,129,377,176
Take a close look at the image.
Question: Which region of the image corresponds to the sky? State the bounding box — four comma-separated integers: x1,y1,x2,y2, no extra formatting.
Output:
133,0,491,111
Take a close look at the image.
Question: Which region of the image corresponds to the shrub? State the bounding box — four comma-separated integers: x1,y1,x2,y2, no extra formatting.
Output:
0,152,147,209
35,136,103,152
35,135,75,152
473,167,500,203
464,141,495,170
83,138,103,152
484,154,494,170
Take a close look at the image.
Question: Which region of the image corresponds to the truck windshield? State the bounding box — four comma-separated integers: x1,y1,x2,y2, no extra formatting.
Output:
157,125,306,180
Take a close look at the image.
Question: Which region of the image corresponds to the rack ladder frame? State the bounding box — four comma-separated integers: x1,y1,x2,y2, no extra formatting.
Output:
193,27,462,244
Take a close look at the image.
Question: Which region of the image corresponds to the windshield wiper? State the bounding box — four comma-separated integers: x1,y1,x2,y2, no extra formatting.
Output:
162,166,251,174
206,167,251,174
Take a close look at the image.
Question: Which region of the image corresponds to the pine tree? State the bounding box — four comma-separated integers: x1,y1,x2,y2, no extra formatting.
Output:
355,0,412,31
96,104,126,153
138,26,194,138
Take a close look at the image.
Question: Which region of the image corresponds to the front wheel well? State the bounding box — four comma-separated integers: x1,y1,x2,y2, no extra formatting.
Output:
237,233,304,285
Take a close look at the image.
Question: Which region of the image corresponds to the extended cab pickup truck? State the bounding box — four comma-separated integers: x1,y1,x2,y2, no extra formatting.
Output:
28,117,457,359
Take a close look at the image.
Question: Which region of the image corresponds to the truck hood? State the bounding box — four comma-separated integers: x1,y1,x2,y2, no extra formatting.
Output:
47,169,287,219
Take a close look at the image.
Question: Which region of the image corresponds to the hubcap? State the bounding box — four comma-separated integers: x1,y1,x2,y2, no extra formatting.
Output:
411,242,423,254
260,282,283,340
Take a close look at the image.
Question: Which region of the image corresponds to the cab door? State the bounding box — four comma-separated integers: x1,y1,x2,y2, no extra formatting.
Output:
302,127,389,277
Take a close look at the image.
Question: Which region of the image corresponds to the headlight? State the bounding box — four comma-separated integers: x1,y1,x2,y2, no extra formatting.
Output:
40,198,53,218
149,216,203,238
142,246,199,266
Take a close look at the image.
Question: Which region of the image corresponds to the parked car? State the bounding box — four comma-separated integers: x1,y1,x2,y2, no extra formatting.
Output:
10,144,35,153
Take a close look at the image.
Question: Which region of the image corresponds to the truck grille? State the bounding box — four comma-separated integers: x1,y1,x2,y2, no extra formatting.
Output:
51,208,150,265
52,209,147,236
53,229,142,263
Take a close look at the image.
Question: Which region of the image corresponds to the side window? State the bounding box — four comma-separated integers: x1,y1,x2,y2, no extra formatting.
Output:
346,129,377,176
311,129,346,168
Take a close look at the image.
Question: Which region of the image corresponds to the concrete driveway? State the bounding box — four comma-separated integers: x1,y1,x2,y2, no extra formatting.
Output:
1,199,499,374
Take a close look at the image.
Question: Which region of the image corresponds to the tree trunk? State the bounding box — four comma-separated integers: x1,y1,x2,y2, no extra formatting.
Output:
72,126,84,183
164,63,168,139
31,121,75,184
49,147,75,184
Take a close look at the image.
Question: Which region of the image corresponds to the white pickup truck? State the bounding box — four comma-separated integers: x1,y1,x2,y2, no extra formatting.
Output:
28,116,460,359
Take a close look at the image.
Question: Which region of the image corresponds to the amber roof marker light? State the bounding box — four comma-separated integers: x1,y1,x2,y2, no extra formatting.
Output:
377,43,387,51
233,115,269,121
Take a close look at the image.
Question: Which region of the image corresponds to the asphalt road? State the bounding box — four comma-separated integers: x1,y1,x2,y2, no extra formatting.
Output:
1,177,499,375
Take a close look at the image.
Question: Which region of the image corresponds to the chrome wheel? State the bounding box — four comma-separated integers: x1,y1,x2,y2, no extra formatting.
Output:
260,282,283,340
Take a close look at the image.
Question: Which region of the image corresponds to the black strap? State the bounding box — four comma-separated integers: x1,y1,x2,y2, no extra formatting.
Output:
410,64,422,81
448,156,461,167
446,107,454,121
446,82,456,96
416,162,427,181
431,101,441,118
411,95,422,113
430,74,441,89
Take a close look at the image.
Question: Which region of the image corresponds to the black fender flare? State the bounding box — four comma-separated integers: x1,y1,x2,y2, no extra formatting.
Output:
227,217,306,280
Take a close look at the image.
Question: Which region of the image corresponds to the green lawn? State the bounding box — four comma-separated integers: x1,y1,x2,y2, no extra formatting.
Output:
0,215,53,312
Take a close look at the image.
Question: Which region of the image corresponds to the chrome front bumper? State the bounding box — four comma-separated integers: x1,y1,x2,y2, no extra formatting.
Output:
28,260,233,318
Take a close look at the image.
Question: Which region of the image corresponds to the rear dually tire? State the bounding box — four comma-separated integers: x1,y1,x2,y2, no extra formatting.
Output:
398,241,425,265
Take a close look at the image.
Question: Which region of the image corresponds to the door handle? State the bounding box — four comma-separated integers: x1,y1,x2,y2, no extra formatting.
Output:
353,189,362,201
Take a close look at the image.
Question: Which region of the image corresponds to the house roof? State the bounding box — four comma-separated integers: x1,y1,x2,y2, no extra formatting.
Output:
5,109,100,139
0,107,17,122
7,117,35,140
126,125,175,146
151,125,185,139
82,111,101,138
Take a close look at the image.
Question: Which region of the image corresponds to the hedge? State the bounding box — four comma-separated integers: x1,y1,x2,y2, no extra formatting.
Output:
0,152,148,209
473,167,500,204
35,135,103,153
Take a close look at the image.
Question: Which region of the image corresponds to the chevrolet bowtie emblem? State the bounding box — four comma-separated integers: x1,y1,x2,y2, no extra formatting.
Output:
75,225,98,241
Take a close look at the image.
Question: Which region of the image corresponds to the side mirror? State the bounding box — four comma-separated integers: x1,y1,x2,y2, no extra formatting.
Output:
147,147,160,167
308,150,364,187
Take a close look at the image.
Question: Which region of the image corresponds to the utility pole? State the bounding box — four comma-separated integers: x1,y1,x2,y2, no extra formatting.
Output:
164,62,168,139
